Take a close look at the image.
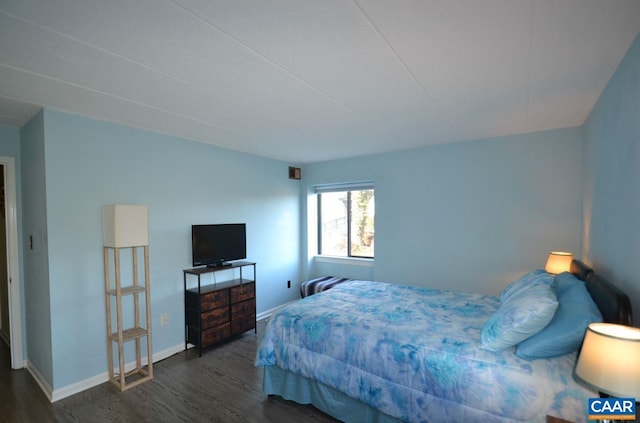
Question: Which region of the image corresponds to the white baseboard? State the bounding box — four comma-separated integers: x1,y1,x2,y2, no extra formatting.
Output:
26,360,54,402
256,299,298,321
46,343,185,402
30,302,299,403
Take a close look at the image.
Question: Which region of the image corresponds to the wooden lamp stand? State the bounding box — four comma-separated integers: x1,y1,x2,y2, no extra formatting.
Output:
102,205,153,391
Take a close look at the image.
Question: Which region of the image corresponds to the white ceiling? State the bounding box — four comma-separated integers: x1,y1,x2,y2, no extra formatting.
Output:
1,1,639,163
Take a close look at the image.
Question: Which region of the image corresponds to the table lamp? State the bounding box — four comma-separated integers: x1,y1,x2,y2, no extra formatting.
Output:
545,251,573,274
575,323,640,421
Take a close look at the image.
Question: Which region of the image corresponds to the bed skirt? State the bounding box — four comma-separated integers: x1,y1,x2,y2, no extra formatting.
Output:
263,366,402,423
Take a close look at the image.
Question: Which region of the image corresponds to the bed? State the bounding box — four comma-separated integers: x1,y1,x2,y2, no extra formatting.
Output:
256,260,633,422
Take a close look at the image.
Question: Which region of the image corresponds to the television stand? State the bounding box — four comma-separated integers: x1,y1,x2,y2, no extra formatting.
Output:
206,262,232,268
183,261,256,356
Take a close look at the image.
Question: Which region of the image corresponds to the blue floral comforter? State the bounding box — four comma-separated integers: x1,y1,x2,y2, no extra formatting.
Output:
255,280,595,422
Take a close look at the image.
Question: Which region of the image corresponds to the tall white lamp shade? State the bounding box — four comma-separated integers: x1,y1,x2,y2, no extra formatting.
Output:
544,251,573,274
575,323,640,398
102,205,149,248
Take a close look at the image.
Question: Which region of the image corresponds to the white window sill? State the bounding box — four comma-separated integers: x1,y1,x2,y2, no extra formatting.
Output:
314,255,374,267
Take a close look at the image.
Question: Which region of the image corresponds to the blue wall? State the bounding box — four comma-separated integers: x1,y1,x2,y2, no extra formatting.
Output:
26,109,301,389
303,127,584,295
583,33,640,325
20,111,54,385
0,126,20,153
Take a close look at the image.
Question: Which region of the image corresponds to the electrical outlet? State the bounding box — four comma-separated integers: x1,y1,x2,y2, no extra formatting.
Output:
287,280,291,289
160,313,168,326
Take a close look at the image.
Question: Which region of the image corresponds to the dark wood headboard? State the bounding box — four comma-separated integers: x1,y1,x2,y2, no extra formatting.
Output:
570,259,633,325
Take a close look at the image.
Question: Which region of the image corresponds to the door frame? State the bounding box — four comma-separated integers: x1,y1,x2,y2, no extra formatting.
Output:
1,157,23,369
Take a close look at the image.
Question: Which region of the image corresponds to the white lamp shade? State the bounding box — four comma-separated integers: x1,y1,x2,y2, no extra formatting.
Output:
575,323,640,398
544,251,573,274
102,205,149,247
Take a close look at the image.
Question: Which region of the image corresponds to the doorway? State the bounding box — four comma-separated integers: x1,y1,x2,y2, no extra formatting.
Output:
0,157,22,369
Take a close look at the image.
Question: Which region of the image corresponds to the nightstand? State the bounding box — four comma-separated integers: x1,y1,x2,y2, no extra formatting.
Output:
546,416,573,423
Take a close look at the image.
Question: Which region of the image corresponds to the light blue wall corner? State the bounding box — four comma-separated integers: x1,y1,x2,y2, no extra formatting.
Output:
20,110,54,386
583,33,640,325
40,109,301,389
303,127,583,295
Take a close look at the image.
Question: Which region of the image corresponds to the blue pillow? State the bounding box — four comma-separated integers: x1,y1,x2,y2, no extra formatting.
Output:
555,271,584,296
515,272,602,360
482,280,559,352
500,269,554,303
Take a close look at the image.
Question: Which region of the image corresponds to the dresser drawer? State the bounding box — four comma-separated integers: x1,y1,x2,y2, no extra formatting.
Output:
201,323,230,347
230,282,255,303
231,314,255,336
201,290,229,311
231,298,255,319
201,306,230,330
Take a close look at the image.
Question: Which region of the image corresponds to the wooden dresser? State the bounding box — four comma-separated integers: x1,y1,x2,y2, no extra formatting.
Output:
184,262,256,356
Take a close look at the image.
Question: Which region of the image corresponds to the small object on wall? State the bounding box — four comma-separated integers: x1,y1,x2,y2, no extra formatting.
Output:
289,166,301,180
544,251,573,274
103,204,153,391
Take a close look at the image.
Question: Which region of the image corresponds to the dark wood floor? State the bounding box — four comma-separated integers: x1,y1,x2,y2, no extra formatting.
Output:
0,321,338,422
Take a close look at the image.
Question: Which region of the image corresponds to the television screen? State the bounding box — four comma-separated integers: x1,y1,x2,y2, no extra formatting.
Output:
192,224,246,267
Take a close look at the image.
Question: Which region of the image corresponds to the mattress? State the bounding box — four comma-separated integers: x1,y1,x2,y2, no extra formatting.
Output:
256,280,596,422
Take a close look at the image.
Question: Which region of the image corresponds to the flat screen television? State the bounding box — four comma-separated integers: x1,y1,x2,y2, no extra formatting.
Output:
191,223,246,267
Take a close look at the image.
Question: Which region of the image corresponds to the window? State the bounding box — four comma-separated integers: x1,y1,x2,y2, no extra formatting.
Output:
316,184,374,258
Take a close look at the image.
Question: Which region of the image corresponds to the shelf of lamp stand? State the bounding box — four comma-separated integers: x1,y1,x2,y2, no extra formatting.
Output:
109,327,148,342
111,368,152,392
107,285,147,296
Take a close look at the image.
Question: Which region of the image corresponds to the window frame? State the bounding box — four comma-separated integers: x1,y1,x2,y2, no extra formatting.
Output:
315,182,374,259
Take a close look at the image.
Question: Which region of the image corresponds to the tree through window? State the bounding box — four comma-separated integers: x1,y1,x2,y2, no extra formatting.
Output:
317,186,374,258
